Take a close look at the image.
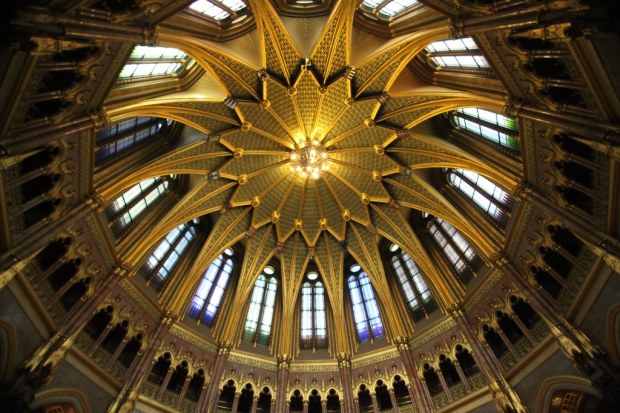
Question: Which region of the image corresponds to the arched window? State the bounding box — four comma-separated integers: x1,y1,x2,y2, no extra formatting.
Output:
243,267,278,345
426,215,476,284
188,248,235,326
188,0,248,21
118,46,190,80
144,221,197,292
348,264,384,343
424,38,489,69
388,244,437,321
300,271,327,350
360,0,420,19
95,117,169,163
447,168,515,225
106,176,173,235
451,108,520,151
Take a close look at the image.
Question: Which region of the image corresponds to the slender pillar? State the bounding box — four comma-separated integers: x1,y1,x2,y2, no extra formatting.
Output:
449,308,527,412
388,388,400,413
109,312,176,413
230,392,241,413
303,399,309,413
452,361,472,392
337,353,356,413
202,341,232,413
394,337,432,413
275,354,291,412
176,375,192,408
435,371,453,402
370,392,379,413
251,394,259,413
322,399,328,413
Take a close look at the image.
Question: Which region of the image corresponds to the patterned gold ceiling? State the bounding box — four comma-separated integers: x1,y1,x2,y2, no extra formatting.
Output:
106,0,516,347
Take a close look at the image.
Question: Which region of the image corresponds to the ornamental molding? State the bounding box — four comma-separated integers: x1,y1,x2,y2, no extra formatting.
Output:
169,324,217,354
410,317,457,349
118,278,160,319
351,347,400,369
463,269,505,312
228,351,278,371
290,361,339,373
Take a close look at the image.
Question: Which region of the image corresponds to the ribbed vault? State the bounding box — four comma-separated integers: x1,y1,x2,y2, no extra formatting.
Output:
103,0,516,352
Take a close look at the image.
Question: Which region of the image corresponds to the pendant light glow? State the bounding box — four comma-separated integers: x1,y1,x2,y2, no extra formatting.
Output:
289,139,329,180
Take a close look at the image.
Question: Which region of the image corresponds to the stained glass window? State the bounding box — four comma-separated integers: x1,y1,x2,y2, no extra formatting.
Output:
451,108,520,151
361,0,419,19
300,272,327,349
447,168,514,224
144,221,197,292
426,215,476,283
118,46,189,79
106,176,172,235
244,268,278,345
425,38,490,69
188,248,234,326
348,264,384,342
95,117,169,162
389,244,437,321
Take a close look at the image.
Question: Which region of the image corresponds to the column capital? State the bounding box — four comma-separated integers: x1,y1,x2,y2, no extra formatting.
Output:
394,336,411,352
449,16,465,38
217,341,233,356
336,352,351,368
89,108,109,130
112,264,132,279
85,193,106,211
504,97,525,118
277,354,291,370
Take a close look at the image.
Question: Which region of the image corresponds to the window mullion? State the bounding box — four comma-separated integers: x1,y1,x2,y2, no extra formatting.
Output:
399,255,428,317
127,58,187,65
359,278,375,341
147,226,187,285
456,112,516,137
197,265,225,323
435,221,472,272
254,277,270,344
95,118,161,148
109,178,163,222
454,171,506,210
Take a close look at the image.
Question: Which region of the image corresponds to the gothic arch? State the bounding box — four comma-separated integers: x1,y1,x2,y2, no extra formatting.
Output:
535,376,602,413
0,318,17,381
30,388,92,413
606,302,620,365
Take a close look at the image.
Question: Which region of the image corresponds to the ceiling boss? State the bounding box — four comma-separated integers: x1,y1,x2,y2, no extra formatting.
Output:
289,138,329,180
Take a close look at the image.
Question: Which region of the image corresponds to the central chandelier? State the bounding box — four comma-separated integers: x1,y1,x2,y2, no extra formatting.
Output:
289,139,329,180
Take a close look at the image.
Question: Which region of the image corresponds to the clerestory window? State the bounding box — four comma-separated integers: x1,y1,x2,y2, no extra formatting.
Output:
188,248,235,326
106,176,173,236
244,267,278,345
426,215,476,284
144,221,197,292
446,168,515,225
360,0,420,19
450,108,520,152
118,46,190,80
300,271,327,350
95,117,170,163
389,244,437,321
188,0,248,21
348,264,384,343
424,38,489,69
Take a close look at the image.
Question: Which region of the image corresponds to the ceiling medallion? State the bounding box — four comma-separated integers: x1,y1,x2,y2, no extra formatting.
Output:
289,139,329,179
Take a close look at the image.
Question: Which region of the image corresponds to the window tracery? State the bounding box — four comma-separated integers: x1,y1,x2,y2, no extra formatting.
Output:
244,267,278,345
188,248,235,326
118,46,190,80
106,176,173,235
426,215,476,284
446,168,515,225
424,38,489,69
300,271,327,350
450,108,520,151
95,117,169,163
347,264,384,342
388,244,437,321
144,221,197,292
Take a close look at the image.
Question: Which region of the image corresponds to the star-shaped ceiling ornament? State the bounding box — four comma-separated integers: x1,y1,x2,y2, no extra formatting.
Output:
113,0,514,341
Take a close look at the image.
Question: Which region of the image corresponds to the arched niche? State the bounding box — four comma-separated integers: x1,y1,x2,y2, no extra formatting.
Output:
0,318,17,381
535,376,602,413
30,388,92,413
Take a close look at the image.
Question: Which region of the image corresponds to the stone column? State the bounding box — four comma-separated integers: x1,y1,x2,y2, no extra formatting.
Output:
303,399,309,413
156,367,175,400
453,361,472,392
251,394,259,413
176,374,192,409
449,308,527,413
322,398,328,413
393,337,432,413
370,392,379,413
388,388,400,413
202,341,232,413
275,354,291,412
337,353,356,413
230,392,241,413
109,312,175,413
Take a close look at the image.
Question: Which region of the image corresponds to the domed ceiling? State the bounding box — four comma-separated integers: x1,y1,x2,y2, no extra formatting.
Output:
106,0,516,346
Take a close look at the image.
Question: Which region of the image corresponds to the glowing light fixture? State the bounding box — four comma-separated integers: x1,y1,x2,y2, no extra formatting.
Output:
289,139,329,180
